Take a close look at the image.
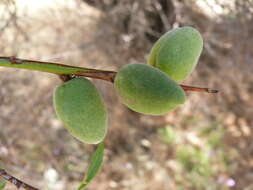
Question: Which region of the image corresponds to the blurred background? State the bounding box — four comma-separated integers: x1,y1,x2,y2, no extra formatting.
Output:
0,0,252,189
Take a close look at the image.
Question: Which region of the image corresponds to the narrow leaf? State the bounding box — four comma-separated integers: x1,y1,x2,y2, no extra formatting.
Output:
0,178,6,190
77,142,105,190
85,142,105,184
77,183,86,190
0,161,6,190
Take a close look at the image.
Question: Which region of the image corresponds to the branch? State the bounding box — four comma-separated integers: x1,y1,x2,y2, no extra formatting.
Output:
0,56,116,82
0,168,39,190
0,56,218,93
180,85,219,93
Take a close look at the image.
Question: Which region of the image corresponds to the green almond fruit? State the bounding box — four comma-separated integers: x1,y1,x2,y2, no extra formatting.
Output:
148,26,203,82
53,78,108,144
114,63,186,115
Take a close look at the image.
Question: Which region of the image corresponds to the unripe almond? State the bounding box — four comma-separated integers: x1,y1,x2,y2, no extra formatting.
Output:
53,78,108,144
114,63,186,115
148,26,203,82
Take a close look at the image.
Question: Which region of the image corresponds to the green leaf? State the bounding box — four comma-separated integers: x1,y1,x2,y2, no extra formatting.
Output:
77,142,105,190
85,142,105,184
0,178,6,190
0,161,6,190
77,183,86,190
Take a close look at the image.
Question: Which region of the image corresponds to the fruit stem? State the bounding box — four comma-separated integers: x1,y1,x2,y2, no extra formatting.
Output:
0,56,218,93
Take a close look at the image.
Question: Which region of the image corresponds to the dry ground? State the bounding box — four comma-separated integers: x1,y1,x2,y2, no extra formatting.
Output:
0,0,253,190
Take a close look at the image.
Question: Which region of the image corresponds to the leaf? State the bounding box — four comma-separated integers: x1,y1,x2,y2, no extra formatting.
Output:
0,179,6,190
85,142,105,183
77,183,86,190
77,142,105,190
0,161,6,190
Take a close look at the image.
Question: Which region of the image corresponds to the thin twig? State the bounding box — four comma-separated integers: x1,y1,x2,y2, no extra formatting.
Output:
0,168,39,190
181,85,219,93
0,56,218,93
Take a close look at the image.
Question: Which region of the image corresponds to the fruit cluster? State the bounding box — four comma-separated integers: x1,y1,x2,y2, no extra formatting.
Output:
53,26,203,144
